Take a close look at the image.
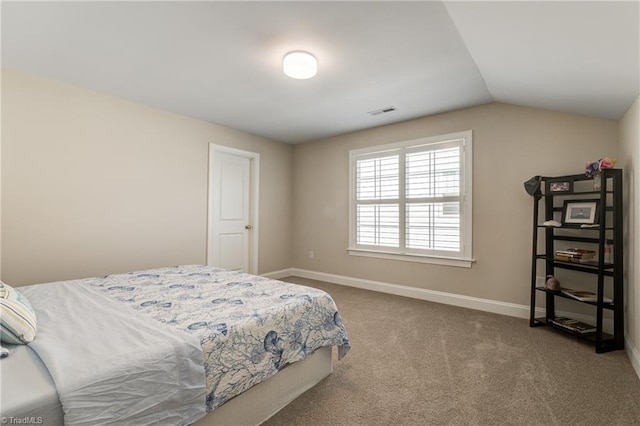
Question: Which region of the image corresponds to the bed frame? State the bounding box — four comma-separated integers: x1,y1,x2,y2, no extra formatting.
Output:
196,346,333,425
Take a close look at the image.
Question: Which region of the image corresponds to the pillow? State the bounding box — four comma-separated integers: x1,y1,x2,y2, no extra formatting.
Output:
0,281,37,344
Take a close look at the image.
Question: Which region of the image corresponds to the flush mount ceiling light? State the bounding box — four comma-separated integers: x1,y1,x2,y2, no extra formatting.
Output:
283,51,317,79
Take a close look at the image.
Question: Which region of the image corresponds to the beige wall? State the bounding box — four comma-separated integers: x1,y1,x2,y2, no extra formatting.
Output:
0,66,627,315
1,69,293,286
619,95,640,362
291,103,618,305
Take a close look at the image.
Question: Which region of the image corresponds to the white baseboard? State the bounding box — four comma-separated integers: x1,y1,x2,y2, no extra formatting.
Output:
290,268,533,318
263,267,636,376
260,268,294,280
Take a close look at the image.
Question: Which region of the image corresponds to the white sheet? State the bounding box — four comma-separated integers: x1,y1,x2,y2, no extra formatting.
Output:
20,282,207,426
0,343,63,425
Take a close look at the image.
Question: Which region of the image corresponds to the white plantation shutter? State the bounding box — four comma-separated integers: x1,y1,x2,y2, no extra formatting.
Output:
356,204,399,247
356,155,399,200
355,154,400,247
350,131,472,266
405,146,461,252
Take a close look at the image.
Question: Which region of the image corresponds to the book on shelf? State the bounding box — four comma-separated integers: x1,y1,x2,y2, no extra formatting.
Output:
548,317,596,334
561,288,613,303
555,248,596,258
554,255,597,264
554,248,597,264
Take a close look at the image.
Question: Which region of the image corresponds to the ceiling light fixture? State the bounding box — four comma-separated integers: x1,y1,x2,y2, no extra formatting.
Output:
283,51,317,79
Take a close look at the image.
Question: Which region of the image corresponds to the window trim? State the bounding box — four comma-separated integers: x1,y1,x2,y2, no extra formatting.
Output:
348,130,474,268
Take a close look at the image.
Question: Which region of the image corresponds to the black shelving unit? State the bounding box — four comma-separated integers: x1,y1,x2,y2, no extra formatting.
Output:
529,168,624,353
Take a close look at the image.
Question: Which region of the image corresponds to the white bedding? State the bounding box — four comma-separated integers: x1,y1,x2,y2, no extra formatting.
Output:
20,281,206,425
0,345,334,426
0,344,63,425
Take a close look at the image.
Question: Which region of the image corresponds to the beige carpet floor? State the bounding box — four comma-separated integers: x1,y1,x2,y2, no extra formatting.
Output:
263,277,640,426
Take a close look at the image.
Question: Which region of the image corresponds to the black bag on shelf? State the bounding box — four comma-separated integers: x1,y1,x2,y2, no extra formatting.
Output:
524,175,542,197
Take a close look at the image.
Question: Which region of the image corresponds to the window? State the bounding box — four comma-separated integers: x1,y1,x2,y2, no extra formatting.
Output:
348,131,473,267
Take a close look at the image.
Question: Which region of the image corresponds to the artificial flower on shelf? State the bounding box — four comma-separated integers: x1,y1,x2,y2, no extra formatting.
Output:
585,157,616,190
585,157,616,177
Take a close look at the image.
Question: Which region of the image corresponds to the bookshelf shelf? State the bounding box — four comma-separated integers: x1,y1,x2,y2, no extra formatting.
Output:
528,169,624,353
533,255,615,274
534,287,615,310
533,317,616,348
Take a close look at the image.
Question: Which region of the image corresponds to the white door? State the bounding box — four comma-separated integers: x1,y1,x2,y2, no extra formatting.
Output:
208,146,259,273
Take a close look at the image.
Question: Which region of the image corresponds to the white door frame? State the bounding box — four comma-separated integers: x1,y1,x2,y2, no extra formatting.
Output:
207,144,260,274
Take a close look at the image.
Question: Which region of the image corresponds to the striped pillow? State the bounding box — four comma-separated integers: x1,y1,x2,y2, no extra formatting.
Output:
0,281,37,344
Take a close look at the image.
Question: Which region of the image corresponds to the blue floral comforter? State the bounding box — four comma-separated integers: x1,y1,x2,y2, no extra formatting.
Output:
83,265,351,411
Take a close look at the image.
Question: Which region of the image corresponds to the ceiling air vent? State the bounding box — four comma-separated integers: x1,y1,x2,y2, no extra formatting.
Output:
367,106,396,116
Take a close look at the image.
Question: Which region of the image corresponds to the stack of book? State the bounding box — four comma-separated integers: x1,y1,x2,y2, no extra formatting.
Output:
561,288,613,304
548,317,596,334
554,248,596,263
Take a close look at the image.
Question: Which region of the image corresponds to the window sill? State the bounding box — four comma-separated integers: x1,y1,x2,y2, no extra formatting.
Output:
347,248,474,268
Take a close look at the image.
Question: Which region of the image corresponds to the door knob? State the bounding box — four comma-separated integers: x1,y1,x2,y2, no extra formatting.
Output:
245,225,252,230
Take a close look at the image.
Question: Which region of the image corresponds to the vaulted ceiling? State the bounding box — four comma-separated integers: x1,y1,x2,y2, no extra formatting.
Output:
2,1,638,144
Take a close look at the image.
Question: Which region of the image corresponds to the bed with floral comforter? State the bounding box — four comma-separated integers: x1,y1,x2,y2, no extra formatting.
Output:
84,265,351,412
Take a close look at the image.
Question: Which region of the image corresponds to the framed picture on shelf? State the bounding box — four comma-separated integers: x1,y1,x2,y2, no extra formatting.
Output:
549,180,573,193
562,199,600,225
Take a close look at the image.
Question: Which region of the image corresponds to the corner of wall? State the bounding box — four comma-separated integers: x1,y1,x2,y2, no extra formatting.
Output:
626,334,640,380
1,68,3,281
619,94,640,379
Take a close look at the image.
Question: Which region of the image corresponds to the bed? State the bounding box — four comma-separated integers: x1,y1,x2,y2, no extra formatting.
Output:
0,265,351,425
